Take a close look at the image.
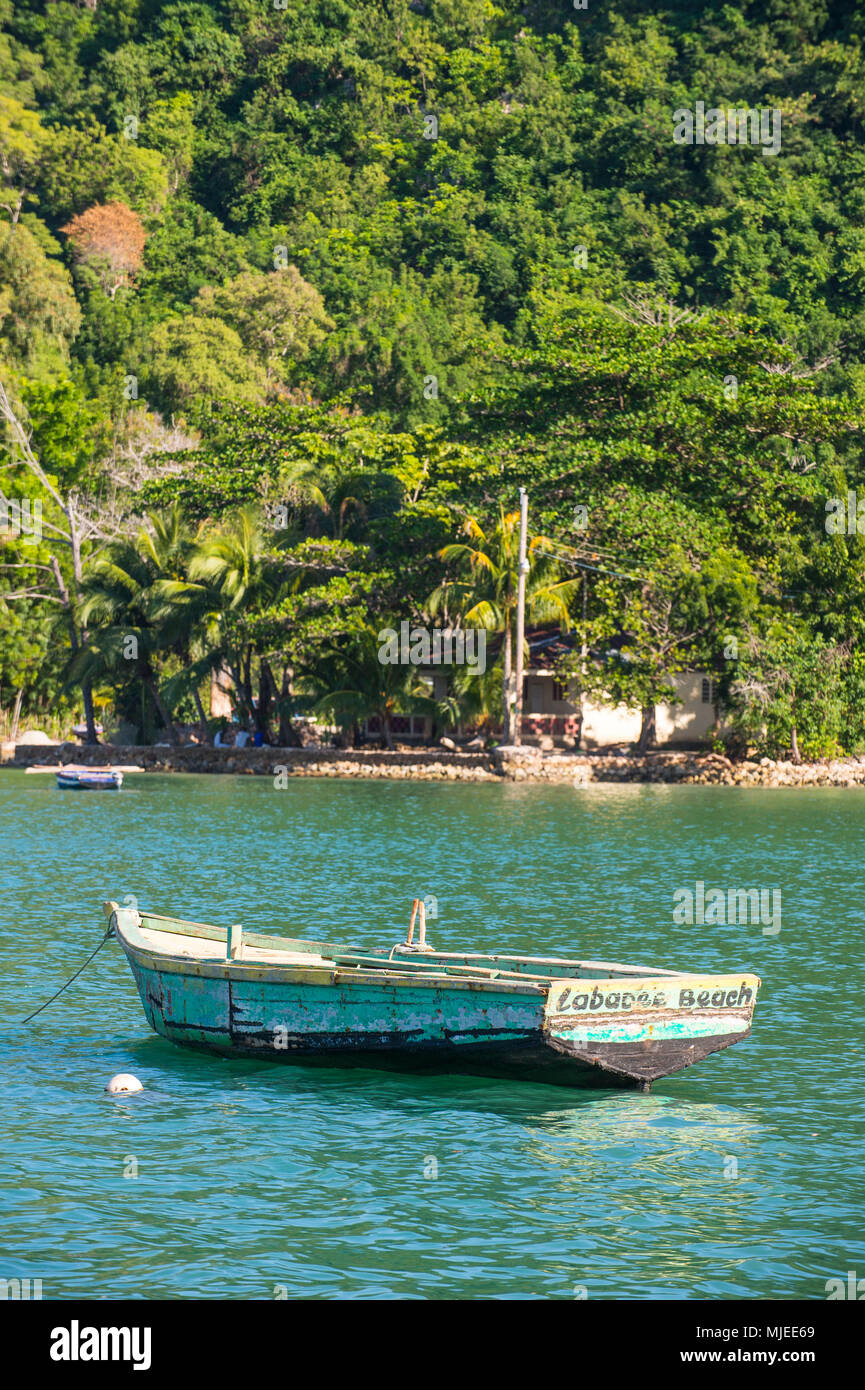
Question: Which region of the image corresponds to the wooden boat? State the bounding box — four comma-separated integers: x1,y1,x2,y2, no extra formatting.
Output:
57,766,123,789
103,900,760,1090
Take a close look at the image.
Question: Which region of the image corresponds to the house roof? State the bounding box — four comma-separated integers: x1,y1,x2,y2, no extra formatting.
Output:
485,626,613,672
525,628,580,670
489,626,711,677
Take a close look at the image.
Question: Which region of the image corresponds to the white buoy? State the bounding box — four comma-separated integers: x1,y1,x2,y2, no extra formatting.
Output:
106,1073,143,1094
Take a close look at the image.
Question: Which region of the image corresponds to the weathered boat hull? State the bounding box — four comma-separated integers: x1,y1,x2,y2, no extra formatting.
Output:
107,904,760,1090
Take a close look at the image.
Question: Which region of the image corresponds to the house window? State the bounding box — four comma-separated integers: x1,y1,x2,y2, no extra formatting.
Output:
552,680,566,703
701,679,718,704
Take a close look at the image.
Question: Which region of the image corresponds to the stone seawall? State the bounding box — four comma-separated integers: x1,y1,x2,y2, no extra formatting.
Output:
4,742,496,779
5,741,865,786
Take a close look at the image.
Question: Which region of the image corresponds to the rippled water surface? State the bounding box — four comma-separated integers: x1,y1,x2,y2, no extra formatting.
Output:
1,771,862,1299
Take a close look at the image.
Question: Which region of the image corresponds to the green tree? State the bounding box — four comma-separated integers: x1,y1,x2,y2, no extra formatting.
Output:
140,94,196,194
307,625,438,749
0,221,81,372
194,267,333,392
432,506,577,742
36,122,169,224
728,626,848,762
0,93,47,224
144,314,266,416
183,506,285,737
74,510,202,744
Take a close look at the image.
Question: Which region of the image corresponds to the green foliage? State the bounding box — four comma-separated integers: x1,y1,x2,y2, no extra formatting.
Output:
36,122,169,225
304,624,439,747
0,91,47,219
727,627,849,760
6,1,865,751
193,266,334,389
0,220,80,370
144,313,266,413
19,376,104,486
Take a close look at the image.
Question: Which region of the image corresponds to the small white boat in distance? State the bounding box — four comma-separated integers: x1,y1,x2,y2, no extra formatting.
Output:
56,766,123,789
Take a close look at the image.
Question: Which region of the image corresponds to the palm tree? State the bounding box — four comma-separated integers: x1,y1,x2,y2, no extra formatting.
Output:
181,507,285,738
271,458,403,541
430,507,578,741
74,510,200,743
305,626,439,749
273,460,362,540
133,508,214,736
154,505,317,744
435,659,503,740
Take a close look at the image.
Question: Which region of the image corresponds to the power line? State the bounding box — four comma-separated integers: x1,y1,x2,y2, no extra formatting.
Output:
535,541,649,584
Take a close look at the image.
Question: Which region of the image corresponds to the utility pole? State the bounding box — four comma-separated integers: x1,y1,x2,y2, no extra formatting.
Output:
513,487,529,746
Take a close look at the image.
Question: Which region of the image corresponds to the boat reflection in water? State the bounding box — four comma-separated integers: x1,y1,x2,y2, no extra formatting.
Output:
515,1092,765,1297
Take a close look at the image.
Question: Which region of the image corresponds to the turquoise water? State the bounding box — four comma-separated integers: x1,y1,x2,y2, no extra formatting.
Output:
0,771,861,1299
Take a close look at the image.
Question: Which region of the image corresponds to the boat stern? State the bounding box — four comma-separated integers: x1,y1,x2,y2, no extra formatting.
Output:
543,972,761,1086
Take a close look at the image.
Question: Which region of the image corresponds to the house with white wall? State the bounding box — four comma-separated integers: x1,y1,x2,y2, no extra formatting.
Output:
526,669,719,747
363,629,720,748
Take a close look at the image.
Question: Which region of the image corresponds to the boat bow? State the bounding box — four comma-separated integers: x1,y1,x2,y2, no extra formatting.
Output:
543,971,760,1084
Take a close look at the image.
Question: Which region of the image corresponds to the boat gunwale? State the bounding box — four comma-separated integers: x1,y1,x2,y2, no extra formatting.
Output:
127,909,686,981
108,907,551,996
107,905,750,1001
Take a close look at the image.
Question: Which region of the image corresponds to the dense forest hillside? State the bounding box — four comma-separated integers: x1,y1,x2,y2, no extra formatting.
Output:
3,0,865,754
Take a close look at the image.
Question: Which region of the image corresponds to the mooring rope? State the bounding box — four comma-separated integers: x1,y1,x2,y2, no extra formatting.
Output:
15,925,114,1025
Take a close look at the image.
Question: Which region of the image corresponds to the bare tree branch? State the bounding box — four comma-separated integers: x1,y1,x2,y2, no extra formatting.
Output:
758,352,838,378
611,294,705,330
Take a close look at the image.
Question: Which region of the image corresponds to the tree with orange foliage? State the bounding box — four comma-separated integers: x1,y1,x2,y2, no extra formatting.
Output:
60,201,146,298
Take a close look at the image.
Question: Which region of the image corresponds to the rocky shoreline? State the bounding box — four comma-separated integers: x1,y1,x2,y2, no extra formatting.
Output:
4,740,865,786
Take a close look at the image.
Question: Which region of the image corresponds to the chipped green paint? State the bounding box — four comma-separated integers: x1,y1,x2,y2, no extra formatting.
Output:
104,902,762,1090
551,1016,751,1045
